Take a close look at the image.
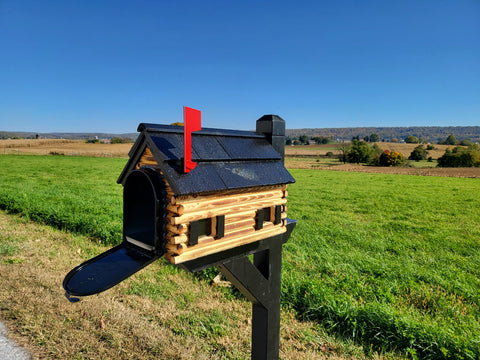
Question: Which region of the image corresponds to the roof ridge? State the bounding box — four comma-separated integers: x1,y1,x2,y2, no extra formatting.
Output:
138,123,263,138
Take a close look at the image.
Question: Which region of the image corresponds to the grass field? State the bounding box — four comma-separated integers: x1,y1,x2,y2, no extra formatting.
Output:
0,154,479,359
285,170,480,359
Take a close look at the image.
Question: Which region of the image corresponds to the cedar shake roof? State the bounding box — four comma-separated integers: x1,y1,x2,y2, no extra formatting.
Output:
117,123,295,196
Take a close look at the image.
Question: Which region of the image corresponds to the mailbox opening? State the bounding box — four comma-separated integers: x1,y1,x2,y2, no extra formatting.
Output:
124,168,165,253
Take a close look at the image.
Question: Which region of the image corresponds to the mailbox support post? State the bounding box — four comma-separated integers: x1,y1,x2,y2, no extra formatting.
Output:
216,229,289,360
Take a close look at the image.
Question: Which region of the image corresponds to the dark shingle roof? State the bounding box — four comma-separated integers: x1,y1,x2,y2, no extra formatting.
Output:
118,123,295,196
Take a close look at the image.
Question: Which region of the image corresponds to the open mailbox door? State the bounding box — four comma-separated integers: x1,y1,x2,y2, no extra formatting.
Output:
63,168,166,300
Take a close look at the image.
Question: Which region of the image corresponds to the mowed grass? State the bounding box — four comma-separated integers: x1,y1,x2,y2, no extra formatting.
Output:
284,170,480,359
0,155,479,359
0,155,125,244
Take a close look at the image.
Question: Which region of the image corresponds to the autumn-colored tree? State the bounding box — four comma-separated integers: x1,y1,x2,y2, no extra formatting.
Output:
379,150,405,166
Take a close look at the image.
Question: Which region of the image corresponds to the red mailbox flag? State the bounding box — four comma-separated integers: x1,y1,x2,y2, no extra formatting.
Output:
183,106,202,173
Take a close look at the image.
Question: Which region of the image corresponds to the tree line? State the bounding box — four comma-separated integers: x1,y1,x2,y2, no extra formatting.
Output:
286,126,480,143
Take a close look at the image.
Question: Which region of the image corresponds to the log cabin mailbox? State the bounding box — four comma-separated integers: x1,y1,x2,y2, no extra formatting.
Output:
63,111,296,360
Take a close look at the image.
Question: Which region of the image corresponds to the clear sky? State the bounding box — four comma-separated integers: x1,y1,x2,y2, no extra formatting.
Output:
1,0,479,133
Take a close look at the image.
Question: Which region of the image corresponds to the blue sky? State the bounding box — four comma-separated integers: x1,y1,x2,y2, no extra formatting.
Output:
1,0,479,133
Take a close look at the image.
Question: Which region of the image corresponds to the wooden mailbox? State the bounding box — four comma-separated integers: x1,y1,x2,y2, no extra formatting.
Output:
63,114,296,360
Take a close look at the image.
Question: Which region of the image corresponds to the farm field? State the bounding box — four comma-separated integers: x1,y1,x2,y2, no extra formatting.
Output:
0,139,450,159
0,139,132,157
0,154,479,359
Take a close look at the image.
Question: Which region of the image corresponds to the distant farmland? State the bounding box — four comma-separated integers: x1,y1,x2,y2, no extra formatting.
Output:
0,139,132,158
2,139,480,178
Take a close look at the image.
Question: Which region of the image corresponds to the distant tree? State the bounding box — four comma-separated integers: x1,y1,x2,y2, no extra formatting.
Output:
285,138,292,145
111,137,123,144
346,140,373,164
405,135,419,144
171,122,184,126
363,136,370,142
299,135,310,145
312,136,331,144
352,135,360,141
426,144,436,151
369,133,380,143
439,134,457,145
392,138,399,143
409,145,428,161
336,143,349,164
458,139,473,146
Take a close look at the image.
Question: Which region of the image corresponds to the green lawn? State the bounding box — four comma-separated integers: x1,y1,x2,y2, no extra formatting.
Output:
284,170,480,359
0,155,124,244
0,155,479,359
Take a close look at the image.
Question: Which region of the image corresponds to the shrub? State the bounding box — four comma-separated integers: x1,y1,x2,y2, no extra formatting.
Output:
368,143,384,166
111,137,133,144
379,150,405,166
437,147,480,167
409,145,428,161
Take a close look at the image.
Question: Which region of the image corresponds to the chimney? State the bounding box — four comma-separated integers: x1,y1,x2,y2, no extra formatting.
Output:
256,115,286,164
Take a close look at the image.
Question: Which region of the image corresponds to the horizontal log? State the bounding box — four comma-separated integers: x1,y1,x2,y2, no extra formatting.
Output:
165,243,186,255
167,204,184,215
168,218,258,246
193,225,258,247
170,198,287,225
169,226,286,265
166,223,188,235
224,210,256,223
172,185,287,204
176,188,284,213
167,233,188,245
225,218,255,232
